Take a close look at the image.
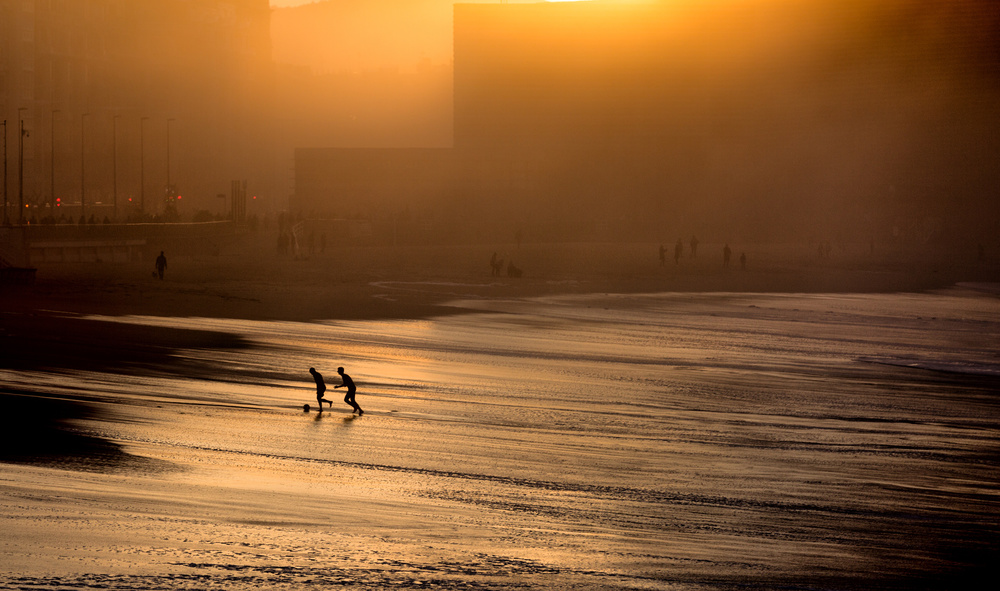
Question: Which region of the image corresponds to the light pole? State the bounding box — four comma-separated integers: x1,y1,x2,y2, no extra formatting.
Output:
140,116,149,213
51,109,60,213
166,118,175,198
1,119,6,225
80,112,89,222
113,115,120,221
18,107,28,225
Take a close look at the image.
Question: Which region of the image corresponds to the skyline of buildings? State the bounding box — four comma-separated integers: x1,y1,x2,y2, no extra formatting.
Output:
1,0,274,223
3,0,998,245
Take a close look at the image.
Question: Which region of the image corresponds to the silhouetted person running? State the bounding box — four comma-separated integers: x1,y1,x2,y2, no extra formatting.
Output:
334,366,363,415
309,367,333,411
155,251,168,279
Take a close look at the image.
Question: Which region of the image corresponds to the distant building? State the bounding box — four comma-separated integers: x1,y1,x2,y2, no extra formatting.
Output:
293,0,775,240
291,0,1000,243
295,0,681,240
1,0,275,222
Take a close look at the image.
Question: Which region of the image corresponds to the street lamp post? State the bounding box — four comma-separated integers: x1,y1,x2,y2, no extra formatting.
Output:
167,118,174,198
140,116,149,213
1,119,7,225
80,112,89,222
18,107,28,225
51,109,60,213
113,115,120,221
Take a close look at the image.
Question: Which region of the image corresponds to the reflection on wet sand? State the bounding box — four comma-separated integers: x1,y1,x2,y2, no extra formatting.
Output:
1,289,999,589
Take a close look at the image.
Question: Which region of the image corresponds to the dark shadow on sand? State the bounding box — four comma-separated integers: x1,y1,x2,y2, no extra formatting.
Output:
1,311,252,378
0,391,177,474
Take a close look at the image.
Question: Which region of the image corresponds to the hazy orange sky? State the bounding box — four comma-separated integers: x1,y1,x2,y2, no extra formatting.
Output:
270,0,600,8
269,0,563,6
269,0,623,73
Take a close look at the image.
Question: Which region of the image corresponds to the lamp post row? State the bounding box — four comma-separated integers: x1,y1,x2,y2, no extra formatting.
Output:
5,111,174,224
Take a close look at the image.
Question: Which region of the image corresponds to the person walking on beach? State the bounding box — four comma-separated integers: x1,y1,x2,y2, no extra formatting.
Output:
309,367,333,411
335,366,364,415
155,251,168,280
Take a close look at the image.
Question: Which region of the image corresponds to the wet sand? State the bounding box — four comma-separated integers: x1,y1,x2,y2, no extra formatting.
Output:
2,240,998,590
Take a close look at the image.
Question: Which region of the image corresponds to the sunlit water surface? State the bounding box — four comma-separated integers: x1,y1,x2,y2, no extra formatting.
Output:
2,288,999,590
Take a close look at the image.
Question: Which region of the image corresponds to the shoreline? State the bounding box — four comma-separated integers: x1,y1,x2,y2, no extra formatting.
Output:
3,241,997,323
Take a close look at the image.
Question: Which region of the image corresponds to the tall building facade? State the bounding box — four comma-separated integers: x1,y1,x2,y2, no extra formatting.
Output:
1,0,275,224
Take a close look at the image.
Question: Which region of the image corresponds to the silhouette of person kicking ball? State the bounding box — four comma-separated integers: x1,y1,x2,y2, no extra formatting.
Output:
334,366,363,415
309,367,333,412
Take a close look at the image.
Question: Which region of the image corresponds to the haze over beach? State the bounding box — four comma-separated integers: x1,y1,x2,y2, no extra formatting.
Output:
2,0,1000,590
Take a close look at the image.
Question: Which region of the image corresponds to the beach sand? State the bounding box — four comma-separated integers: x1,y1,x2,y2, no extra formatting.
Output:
2,238,998,590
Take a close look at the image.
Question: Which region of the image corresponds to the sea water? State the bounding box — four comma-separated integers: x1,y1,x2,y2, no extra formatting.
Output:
2,287,999,589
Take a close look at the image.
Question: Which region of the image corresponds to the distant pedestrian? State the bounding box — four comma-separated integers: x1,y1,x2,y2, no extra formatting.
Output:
689,235,699,258
334,366,364,415
309,367,333,412
723,244,732,267
674,239,683,264
155,251,168,280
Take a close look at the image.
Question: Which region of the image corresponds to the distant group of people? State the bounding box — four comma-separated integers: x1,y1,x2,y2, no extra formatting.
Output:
309,366,363,415
723,244,747,269
660,236,701,265
660,238,745,270
277,230,327,258
490,252,523,278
